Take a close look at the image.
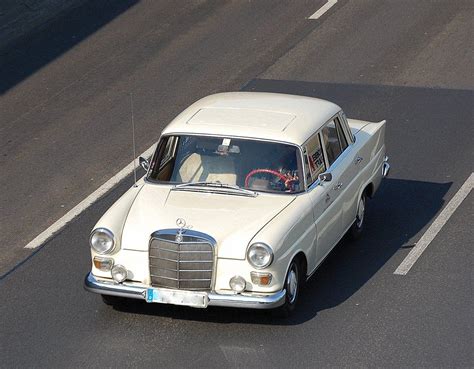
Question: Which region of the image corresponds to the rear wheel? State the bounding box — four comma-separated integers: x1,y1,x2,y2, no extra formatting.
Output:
272,258,301,318
349,193,366,240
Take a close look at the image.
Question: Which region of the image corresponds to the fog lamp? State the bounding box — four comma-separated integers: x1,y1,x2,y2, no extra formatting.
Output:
111,265,128,283
250,272,273,286
93,257,114,271
229,275,246,293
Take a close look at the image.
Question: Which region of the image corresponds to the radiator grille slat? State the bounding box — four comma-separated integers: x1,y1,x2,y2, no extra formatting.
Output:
149,232,214,291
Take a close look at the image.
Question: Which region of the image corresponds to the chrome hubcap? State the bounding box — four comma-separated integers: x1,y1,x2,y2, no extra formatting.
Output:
287,266,298,304
356,197,365,228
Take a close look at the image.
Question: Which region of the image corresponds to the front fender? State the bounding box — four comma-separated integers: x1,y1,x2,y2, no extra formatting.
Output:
248,194,316,286
92,179,144,255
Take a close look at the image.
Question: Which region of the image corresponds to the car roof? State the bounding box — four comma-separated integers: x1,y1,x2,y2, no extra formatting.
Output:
161,92,341,145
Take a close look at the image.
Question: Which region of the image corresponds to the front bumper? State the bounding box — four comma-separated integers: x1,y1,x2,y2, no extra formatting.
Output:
84,273,286,309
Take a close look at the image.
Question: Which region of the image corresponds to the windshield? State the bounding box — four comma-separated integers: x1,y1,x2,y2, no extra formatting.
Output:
147,135,303,193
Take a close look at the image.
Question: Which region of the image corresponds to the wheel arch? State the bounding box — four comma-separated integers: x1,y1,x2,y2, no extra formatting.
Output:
286,251,308,281
364,182,375,199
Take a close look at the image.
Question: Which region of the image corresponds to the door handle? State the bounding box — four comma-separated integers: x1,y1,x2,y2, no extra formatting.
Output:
325,193,331,203
333,182,343,191
354,156,363,165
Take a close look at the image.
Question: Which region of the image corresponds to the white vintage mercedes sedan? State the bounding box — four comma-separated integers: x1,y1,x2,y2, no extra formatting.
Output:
84,92,390,316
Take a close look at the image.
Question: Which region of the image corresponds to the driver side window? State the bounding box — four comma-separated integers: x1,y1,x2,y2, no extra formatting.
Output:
303,133,326,187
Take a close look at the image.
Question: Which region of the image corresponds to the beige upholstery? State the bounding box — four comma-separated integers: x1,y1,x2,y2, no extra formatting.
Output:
248,178,270,191
176,153,237,185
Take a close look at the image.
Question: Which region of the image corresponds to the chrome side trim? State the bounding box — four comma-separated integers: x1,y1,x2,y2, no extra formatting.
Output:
382,155,390,177
84,273,286,309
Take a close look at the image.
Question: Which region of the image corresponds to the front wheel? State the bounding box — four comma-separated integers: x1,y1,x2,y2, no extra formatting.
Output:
349,193,366,240
272,259,301,318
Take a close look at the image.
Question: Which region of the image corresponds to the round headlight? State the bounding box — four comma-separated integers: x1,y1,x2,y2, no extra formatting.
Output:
90,228,115,254
247,243,273,269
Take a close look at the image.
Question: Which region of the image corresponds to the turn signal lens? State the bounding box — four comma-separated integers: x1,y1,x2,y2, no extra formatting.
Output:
229,275,246,293
93,257,114,271
251,272,273,286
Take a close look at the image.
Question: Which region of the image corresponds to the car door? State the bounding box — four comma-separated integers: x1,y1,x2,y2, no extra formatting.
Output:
315,118,355,259
336,113,364,231
303,131,341,269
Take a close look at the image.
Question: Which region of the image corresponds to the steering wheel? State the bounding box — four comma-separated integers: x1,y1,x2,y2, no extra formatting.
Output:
245,169,297,189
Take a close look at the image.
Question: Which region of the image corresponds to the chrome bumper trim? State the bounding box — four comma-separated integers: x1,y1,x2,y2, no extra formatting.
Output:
84,273,286,309
84,272,146,299
382,155,390,177
208,289,286,309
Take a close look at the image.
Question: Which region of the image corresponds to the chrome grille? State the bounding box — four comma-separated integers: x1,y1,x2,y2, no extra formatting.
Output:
149,230,215,290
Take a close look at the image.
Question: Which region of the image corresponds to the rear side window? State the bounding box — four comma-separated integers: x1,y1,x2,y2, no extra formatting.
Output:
321,118,350,167
321,121,342,166
335,118,348,151
340,111,355,143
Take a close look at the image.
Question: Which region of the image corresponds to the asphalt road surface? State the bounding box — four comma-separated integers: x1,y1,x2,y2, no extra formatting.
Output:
1,0,472,368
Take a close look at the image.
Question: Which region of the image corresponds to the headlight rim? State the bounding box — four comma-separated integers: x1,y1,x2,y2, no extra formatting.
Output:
247,242,274,269
89,227,115,255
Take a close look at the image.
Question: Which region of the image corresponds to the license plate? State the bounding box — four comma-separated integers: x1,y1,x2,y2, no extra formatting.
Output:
146,288,208,308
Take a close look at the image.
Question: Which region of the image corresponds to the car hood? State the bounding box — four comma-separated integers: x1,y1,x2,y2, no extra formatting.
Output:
121,184,296,259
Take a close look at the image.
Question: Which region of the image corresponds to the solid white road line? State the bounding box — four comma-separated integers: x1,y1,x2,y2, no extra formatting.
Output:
24,144,156,249
394,172,474,275
309,0,337,20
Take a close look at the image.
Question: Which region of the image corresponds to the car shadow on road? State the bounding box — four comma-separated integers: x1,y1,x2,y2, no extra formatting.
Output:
112,177,451,325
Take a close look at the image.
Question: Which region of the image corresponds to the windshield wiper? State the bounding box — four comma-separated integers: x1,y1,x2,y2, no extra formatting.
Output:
173,181,258,197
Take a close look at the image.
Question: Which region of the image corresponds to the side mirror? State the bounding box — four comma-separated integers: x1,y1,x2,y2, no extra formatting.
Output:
139,157,150,172
318,172,332,183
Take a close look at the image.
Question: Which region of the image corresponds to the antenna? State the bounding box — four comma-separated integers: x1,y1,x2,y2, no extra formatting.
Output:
130,93,138,187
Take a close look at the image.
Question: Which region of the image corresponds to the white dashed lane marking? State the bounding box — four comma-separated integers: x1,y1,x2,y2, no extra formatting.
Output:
24,145,156,249
394,172,473,275
309,0,337,20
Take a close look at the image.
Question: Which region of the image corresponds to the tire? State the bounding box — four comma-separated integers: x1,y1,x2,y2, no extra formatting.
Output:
272,258,301,318
349,193,366,240
101,294,125,306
